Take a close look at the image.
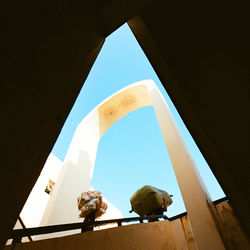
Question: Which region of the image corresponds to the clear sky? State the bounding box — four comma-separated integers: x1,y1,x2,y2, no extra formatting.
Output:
52,23,225,218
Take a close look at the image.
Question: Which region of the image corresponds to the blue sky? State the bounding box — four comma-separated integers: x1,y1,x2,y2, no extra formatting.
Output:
52,23,225,218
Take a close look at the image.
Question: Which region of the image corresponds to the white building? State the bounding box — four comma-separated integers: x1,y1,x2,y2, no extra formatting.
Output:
11,79,224,248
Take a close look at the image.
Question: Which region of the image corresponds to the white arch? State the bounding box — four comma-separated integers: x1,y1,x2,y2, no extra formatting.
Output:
41,80,224,249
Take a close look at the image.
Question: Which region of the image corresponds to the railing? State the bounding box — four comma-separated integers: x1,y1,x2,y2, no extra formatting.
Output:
10,215,169,244
9,197,228,245
17,216,33,242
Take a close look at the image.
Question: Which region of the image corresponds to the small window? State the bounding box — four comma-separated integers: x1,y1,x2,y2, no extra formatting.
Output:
44,180,55,195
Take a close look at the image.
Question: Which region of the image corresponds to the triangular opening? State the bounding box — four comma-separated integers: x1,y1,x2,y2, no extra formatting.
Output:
17,23,225,231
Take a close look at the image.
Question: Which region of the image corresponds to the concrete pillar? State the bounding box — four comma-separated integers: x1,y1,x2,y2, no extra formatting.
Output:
148,82,225,249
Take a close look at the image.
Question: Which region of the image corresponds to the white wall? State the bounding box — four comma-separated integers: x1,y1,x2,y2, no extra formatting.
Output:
40,110,100,226
95,198,124,230
19,154,62,228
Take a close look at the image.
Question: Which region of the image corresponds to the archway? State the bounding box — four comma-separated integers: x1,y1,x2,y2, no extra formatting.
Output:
41,80,224,249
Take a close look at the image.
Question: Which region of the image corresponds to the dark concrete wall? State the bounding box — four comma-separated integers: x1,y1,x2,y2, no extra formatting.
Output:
0,1,105,246
129,0,250,237
0,0,153,247
1,0,249,247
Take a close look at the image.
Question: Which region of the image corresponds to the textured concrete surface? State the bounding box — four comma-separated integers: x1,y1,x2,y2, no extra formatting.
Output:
1,0,249,247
